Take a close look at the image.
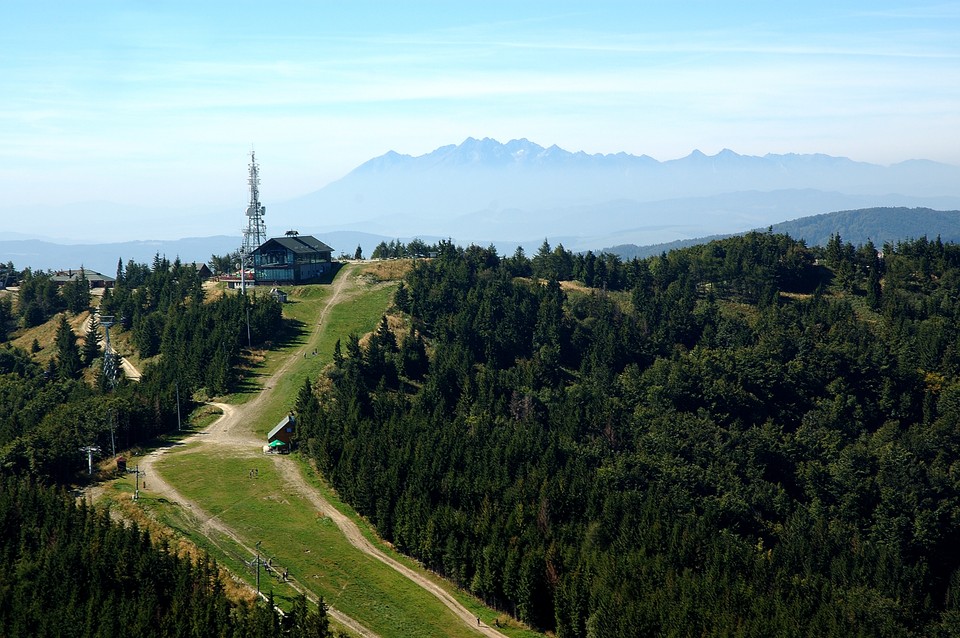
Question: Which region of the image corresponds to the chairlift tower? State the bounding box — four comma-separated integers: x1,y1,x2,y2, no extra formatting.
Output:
80,445,101,475
240,150,267,294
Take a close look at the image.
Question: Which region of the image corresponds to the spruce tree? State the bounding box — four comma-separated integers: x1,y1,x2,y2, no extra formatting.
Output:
54,314,82,379
82,315,101,366
0,296,10,342
394,282,410,313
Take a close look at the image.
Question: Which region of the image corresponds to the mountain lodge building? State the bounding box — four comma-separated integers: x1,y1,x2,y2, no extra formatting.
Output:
252,235,333,284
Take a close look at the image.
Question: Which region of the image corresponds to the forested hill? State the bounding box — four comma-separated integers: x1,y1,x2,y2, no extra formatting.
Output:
0,478,336,637
771,206,960,247
0,259,336,637
608,206,960,259
298,232,960,636
1,257,283,482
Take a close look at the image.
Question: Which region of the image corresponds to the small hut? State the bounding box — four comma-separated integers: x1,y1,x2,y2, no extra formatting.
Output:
267,413,295,447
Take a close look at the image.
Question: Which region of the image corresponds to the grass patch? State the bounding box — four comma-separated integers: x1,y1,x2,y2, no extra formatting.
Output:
191,403,224,429
154,450,482,638
99,475,258,599
291,456,544,638
237,266,399,437
10,310,90,365
359,259,414,282
109,262,544,637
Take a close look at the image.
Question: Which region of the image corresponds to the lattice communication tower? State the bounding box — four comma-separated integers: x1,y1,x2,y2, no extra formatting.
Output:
243,150,267,255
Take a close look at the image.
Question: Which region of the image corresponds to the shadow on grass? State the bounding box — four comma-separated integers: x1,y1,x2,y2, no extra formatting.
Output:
273,317,310,350
230,316,311,397
75,419,209,490
311,261,344,285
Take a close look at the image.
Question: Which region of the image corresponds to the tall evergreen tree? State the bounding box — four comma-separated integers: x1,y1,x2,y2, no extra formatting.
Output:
54,314,82,379
82,314,101,366
63,268,91,314
0,295,11,342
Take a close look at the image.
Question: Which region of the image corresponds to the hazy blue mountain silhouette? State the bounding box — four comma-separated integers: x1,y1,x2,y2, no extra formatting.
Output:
270,138,960,246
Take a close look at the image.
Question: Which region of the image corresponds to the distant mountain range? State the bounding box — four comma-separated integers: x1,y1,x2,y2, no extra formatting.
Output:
267,138,960,250
0,231,398,275
4,138,960,269
4,208,960,275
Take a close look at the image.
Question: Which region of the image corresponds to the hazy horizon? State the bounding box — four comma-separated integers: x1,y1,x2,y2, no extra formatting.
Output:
2,1,958,222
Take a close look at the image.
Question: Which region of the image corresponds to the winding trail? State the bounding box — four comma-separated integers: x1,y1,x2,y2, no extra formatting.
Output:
130,267,509,638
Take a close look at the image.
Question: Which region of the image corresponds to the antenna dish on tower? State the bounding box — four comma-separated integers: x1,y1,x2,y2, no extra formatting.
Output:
239,150,268,295
243,151,267,253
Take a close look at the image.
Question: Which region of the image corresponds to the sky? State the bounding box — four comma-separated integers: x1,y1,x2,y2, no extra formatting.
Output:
2,1,959,215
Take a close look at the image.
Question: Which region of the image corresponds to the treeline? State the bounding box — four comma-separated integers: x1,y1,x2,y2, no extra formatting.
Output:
0,255,282,483
297,231,960,635
0,477,336,638
6,267,92,331
370,237,437,260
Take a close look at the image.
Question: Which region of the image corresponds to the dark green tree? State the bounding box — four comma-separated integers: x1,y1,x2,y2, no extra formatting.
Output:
82,314,101,366
54,314,82,379
62,268,91,314
209,250,240,276
0,295,11,342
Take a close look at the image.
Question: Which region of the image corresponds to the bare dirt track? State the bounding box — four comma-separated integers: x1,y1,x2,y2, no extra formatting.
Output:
129,267,509,638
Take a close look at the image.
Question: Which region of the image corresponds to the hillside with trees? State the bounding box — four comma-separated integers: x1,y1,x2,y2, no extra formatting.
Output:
0,477,335,637
0,256,323,637
0,256,282,482
608,206,960,259
297,232,960,636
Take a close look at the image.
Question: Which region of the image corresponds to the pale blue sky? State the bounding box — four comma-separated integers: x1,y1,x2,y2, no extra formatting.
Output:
2,1,958,209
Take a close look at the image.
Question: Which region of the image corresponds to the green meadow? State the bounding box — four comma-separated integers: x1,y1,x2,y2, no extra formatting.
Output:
146,263,542,637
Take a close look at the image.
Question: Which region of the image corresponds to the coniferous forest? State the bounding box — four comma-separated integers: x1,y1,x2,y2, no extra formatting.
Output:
1,256,282,481
0,257,320,637
297,232,960,636
0,477,334,637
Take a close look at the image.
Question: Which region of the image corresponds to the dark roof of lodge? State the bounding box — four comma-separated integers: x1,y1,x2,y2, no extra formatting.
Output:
51,269,116,283
257,235,333,255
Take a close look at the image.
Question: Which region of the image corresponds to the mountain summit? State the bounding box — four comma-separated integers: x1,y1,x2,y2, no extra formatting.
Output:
353,137,658,172
270,138,960,250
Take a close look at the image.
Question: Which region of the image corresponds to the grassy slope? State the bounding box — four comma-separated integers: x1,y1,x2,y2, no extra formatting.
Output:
144,263,543,638
158,450,474,638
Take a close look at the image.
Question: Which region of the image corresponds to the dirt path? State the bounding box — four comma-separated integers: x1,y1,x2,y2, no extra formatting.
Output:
270,458,509,637
132,266,508,638
132,269,377,637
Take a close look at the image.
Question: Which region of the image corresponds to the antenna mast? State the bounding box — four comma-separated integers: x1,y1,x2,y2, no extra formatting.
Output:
240,150,267,295
243,150,267,255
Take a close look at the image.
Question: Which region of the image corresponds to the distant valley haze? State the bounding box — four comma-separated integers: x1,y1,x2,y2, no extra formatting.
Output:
3,138,960,273
3,2,959,270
